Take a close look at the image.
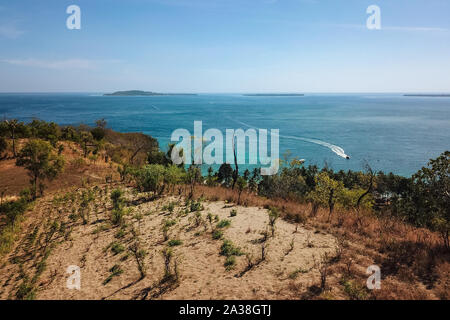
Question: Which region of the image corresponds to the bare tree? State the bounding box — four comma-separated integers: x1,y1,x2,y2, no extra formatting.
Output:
327,188,335,222
356,164,374,209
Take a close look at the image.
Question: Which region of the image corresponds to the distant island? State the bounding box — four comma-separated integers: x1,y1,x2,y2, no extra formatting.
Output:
404,94,450,97
104,90,197,96
243,93,304,97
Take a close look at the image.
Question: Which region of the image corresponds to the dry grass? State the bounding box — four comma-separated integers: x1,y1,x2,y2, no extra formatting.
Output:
0,160,448,300
188,185,449,300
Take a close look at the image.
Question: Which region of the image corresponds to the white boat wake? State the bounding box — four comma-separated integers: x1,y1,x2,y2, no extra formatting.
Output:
228,118,350,159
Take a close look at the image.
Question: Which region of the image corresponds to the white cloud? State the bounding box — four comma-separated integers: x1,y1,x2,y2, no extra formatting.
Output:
1,58,121,70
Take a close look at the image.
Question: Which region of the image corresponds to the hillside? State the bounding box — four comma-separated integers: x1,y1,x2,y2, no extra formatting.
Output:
0,120,448,300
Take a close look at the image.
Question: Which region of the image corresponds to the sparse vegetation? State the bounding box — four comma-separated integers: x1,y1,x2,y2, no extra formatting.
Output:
217,219,231,229
268,207,279,237
16,139,64,199
212,229,224,240
168,239,182,247
220,239,243,257
111,242,125,255
224,256,236,270
103,265,123,285
0,119,448,300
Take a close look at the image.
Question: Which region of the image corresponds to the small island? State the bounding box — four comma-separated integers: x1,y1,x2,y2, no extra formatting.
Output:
404,94,450,97
243,93,304,97
104,90,197,96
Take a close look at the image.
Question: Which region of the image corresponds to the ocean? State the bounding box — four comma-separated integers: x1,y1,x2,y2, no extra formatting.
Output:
0,93,449,177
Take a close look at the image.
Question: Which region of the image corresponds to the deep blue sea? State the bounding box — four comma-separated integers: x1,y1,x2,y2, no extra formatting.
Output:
1,93,449,177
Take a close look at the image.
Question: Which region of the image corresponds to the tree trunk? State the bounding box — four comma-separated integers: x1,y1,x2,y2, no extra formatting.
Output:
231,136,238,190
130,146,143,164
357,172,374,208
311,202,319,217
11,130,16,158
328,188,335,222
33,175,38,200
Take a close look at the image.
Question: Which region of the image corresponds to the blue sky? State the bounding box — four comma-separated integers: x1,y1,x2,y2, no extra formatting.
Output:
0,0,449,93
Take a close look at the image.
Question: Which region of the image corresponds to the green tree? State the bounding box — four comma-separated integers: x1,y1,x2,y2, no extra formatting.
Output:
16,140,65,199
307,172,344,220
0,137,7,159
259,161,308,200
61,126,78,141
4,119,20,157
80,131,94,158
206,166,218,187
408,151,449,248
164,165,185,192
217,163,233,187
248,168,261,193
134,164,166,195
28,120,60,145
186,165,202,198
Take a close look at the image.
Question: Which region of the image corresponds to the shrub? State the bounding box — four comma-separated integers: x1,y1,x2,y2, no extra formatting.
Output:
224,256,236,270
133,164,166,194
220,240,243,257
16,281,36,300
162,219,177,241
190,200,204,212
164,219,177,228
167,202,175,213
0,198,28,225
115,229,126,239
268,207,279,237
130,243,147,279
342,279,369,300
212,230,223,240
111,208,126,226
168,239,183,247
161,247,174,277
288,268,309,279
111,242,125,255
103,265,123,285
110,189,125,210
192,211,203,227
91,127,105,141
217,219,231,229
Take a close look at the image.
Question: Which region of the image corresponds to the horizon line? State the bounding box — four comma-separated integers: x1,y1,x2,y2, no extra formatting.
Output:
1,91,450,95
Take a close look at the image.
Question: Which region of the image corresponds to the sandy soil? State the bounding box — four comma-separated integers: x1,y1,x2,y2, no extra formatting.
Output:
0,188,339,300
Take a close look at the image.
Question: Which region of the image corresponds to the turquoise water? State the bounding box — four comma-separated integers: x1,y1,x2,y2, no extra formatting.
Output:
1,93,449,176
